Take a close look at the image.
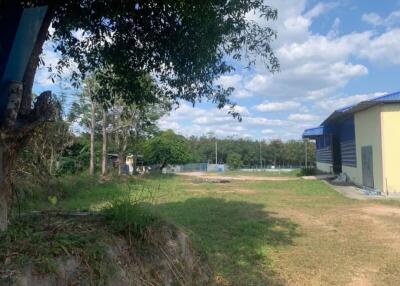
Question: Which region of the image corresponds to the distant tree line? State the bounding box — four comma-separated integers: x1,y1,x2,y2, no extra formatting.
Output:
141,131,316,169
186,134,315,168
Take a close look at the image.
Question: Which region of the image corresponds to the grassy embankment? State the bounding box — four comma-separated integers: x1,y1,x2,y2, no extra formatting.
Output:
4,171,400,285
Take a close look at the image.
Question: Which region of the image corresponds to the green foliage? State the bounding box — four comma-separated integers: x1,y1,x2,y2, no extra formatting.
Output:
187,136,316,167
227,153,242,170
17,119,73,176
144,130,191,167
58,138,91,174
42,0,279,112
68,76,106,136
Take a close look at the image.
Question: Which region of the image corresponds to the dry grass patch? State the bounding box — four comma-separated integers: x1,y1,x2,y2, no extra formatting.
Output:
272,203,400,286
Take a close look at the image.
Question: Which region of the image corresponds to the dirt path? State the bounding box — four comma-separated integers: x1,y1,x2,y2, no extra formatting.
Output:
176,172,298,181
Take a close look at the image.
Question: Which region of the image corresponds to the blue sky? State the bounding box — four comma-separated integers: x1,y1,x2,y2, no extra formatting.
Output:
33,0,400,140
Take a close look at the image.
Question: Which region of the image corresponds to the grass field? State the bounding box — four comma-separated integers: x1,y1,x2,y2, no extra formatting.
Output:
21,173,400,285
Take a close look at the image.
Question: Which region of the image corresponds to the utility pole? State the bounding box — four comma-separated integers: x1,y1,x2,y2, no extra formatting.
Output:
215,140,218,164
305,139,308,169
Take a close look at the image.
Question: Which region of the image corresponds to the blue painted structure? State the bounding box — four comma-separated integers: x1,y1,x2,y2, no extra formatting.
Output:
303,91,400,173
0,3,47,120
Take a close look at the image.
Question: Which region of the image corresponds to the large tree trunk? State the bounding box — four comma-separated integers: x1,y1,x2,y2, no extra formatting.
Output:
0,83,26,231
89,100,96,176
0,6,55,231
160,161,167,171
49,146,55,175
118,153,125,175
118,134,129,175
101,109,107,176
0,144,17,231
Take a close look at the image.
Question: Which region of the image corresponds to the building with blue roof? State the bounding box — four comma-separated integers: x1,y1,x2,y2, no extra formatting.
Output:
303,91,400,195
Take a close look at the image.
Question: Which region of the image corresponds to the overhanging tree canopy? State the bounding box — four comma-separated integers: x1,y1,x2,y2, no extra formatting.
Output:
0,0,279,230
21,0,279,110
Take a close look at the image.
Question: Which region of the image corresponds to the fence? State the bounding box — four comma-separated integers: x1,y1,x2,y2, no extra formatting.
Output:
162,163,226,173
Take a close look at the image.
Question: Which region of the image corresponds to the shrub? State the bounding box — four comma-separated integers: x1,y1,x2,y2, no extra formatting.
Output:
103,183,161,241
300,167,317,176
103,200,159,241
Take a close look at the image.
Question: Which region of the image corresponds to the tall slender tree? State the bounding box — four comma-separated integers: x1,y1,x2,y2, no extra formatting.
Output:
101,108,108,176
89,99,96,176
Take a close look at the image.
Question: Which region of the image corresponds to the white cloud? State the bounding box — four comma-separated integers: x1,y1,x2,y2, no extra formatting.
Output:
244,117,287,127
327,17,341,38
217,74,242,89
261,129,274,134
193,116,233,126
288,113,319,121
362,13,383,26
158,120,181,131
316,92,387,111
234,89,253,99
157,103,289,139
254,101,301,112
222,105,250,116
217,74,255,99
359,29,400,64
241,2,375,102
245,74,270,93
362,11,400,27
304,2,338,20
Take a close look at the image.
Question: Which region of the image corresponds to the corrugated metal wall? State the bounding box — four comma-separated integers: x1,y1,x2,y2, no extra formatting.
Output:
339,116,357,167
316,135,333,164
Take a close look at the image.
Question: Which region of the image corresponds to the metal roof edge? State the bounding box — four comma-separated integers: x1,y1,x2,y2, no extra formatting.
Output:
321,91,400,125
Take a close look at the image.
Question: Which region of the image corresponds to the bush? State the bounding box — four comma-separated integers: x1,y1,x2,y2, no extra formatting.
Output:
300,167,317,176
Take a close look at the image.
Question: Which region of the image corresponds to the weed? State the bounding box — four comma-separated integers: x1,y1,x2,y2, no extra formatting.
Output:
102,183,161,242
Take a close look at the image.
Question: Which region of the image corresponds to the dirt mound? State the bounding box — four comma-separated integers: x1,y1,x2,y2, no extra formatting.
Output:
187,188,256,195
191,178,231,184
0,213,212,286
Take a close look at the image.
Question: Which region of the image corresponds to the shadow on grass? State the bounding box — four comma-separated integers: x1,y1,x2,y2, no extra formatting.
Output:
156,198,300,285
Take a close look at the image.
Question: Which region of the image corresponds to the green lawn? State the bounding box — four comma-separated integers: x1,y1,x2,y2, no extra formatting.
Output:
20,173,400,285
